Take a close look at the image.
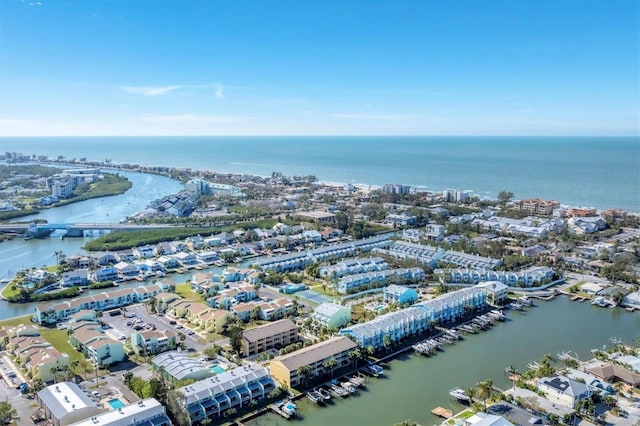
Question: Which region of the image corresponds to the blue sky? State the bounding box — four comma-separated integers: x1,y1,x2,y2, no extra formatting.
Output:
0,0,638,136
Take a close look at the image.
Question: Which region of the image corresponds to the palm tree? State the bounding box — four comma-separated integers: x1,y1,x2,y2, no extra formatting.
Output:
348,348,362,368
476,379,493,410
70,359,80,382
298,365,312,389
147,296,157,314
505,365,519,390
322,357,338,379
383,334,392,352
464,387,476,404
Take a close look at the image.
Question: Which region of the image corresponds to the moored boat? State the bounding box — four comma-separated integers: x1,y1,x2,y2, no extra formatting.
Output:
449,388,470,402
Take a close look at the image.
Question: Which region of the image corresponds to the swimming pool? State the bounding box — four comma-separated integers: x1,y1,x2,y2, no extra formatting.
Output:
209,364,227,374
107,398,125,409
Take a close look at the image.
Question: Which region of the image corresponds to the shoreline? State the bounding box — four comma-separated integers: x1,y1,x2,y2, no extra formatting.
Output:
3,157,636,215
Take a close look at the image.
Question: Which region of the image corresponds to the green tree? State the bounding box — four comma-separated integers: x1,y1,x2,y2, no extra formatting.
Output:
203,345,221,360
505,365,519,390
383,334,392,352
298,365,312,389
497,191,515,207
322,357,338,379
476,379,493,410
0,401,17,424
229,326,243,354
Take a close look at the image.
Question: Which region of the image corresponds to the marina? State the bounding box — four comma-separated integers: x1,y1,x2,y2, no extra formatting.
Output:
246,296,639,426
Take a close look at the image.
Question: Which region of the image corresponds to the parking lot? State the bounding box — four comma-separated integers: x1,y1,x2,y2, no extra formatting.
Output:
107,304,225,353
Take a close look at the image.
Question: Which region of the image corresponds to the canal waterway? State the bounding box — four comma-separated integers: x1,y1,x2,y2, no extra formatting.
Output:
0,170,184,318
247,296,640,426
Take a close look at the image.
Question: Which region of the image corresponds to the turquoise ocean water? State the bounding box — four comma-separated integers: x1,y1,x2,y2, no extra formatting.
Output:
1,136,638,211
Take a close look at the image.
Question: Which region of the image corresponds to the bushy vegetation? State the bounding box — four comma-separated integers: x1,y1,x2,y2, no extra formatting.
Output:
83,228,219,251
7,286,79,303
88,280,115,289
54,173,132,205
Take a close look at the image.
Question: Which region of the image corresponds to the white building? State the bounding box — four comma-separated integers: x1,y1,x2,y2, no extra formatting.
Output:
475,281,509,304
69,398,171,426
37,382,105,426
538,375,593,408
312,302,352,330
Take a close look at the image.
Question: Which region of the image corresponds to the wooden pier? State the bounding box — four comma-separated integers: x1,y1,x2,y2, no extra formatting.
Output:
431,407,453,419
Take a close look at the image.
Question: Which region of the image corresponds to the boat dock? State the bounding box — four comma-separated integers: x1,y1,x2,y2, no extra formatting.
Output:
431,407,453,419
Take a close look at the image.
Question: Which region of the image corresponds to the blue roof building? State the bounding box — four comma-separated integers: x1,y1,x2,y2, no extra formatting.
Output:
384,284,418,305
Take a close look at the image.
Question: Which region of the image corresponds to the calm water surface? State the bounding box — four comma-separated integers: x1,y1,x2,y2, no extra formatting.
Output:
248,296,639,426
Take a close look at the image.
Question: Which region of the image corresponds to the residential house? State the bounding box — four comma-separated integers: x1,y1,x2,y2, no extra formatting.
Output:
425,224,445,242
132,245,155,259
114,261,139,279
538,375,593,408
61,270,89,287
186,235,206,250
584,361,640,387
174,251,198,267
90,266,119,283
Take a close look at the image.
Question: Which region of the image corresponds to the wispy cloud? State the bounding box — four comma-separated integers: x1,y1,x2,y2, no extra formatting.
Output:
142,114,247,123
333,113,419,120
123,84,224,98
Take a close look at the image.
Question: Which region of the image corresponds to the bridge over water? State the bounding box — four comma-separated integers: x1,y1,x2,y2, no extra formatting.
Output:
0,222,179,237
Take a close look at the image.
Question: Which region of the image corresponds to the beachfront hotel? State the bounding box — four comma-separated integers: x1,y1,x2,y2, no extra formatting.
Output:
177,364,275,424
269,336,357,388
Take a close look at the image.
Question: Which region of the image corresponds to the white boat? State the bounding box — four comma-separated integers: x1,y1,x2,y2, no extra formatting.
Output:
449,388,470,402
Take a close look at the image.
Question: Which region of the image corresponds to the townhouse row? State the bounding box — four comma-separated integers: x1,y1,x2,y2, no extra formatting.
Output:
340,286,488,351
335,267,425,294
34,282,172,325
255,235,392,273
435,266,555,287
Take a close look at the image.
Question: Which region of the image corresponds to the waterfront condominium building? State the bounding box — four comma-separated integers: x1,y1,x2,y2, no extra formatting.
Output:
240,319,299,357
269,336,357,388
413,286,487,324
177,364,275,424
340,286,488,351
69,398,171,426
339,306,431,351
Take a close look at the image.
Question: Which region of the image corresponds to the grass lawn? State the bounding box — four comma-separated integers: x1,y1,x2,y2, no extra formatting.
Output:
0,314,34,328
1,280,21,299
310,283,340,298
175,282,204,302
40,328,85,364
447,409,476,425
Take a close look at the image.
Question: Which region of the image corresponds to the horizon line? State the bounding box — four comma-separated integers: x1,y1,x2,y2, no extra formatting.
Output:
0,134,637,138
